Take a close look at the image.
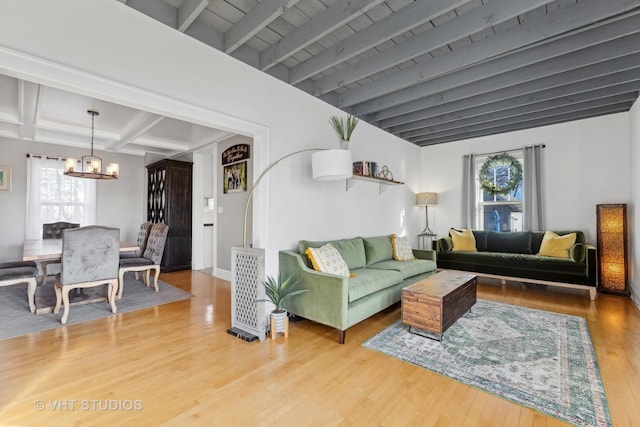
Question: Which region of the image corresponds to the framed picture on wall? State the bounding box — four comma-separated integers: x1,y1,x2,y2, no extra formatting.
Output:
223,161,247,194
0,166,11,191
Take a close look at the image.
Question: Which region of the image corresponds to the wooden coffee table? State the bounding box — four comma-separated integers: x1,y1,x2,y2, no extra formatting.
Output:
402,271,477,340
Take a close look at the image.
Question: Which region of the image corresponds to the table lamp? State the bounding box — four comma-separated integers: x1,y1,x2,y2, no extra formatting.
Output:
416,192,437,235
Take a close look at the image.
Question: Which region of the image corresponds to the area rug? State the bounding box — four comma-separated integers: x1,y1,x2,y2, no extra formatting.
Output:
0,278,191,340
363,300,611,427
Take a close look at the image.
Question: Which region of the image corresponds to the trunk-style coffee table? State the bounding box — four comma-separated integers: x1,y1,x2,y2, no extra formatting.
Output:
402,271,477,340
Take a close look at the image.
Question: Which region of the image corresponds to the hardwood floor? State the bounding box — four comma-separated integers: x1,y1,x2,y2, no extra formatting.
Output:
1,271,639,426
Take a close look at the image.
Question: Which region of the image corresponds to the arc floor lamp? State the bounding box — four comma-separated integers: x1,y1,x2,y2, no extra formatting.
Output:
228,148,352,341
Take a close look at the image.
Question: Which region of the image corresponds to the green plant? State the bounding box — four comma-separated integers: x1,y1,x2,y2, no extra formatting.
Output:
329,114,359,141
256,275,309,313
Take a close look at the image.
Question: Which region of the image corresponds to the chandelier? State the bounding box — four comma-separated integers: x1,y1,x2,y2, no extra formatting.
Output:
64,110,119,179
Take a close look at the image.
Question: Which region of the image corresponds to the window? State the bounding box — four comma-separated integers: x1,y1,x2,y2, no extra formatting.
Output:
474,153,523,232
25,156,96,239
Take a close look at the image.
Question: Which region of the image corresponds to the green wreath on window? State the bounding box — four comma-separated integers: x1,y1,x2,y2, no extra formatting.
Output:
479,153,523,196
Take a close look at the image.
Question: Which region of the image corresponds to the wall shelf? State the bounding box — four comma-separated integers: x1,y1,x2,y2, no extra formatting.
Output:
346,173,404,194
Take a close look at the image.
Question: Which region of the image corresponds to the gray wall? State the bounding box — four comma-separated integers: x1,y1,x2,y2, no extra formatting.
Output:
0,137,146,262
216,135,253,271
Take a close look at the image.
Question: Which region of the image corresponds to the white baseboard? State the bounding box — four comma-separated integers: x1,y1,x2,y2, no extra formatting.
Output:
216,268,231,281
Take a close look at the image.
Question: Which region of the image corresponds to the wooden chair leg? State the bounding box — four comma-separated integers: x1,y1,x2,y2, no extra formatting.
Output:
53,283,62,314
152,267,160,292
108,281,118,314
27,278,36,313
60,287,71,324
118,269,127,299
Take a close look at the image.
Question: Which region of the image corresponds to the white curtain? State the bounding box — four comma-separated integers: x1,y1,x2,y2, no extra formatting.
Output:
26,156,97,239
461,154,476,228
523,145,544,231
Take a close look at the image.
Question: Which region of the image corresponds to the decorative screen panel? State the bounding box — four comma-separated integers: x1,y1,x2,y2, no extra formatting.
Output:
231,246,266,341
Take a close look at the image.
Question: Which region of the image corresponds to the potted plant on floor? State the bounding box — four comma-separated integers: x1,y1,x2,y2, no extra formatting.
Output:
256,274,309,339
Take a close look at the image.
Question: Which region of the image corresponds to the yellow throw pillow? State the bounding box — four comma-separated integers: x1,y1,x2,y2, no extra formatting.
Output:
391,234,415,261
305,243,350,277
537,231,576,258
450,228,477,252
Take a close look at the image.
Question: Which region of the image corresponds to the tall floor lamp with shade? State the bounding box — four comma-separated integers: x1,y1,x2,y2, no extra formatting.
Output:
596,203,629,295
416,192,437,249
229,148,352,342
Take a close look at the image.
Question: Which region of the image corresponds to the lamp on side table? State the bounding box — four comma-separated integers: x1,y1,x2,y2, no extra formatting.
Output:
416,192,437,249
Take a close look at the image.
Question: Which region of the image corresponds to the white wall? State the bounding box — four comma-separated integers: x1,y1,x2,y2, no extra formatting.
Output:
629,100,640,305
0,137,145,262
420,113,631,244
0,0,423,275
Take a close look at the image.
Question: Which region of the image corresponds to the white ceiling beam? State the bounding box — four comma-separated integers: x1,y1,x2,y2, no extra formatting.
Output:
390,67,640,134
289,0,469,85
260,0,386,71
338,0,638,107
117,0,128,3
225,0,301,54
360,12,640,118
18,80,40,140
375,34,640,129
178,0,209,33
109,112,165,151
314,0,555,96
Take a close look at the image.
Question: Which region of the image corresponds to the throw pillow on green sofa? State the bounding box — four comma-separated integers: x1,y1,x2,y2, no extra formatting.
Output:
299,237,366,270
363,236,394,266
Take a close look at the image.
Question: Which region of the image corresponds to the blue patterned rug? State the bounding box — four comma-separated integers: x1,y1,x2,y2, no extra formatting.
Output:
363,300,611,427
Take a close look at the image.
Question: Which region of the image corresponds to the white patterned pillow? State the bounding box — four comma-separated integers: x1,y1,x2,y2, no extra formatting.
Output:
391,234,415,261
305,243,350,278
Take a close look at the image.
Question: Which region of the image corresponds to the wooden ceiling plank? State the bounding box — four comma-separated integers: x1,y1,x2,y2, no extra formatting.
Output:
360,12,640,118
371,27,640,127
378,48,640,130
259,0,386,71
178,0,209,33
314,0,556,96
338,0,640,107
390,67,640,134
412,103,634,145
401,88,640,139
225,0,301,53
289,0,469,84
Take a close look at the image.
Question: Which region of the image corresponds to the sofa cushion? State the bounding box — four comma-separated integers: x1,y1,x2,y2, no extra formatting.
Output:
347,268,403,303
299,237,366,270
486,231,531,254
305,243,350,277
537,231,576,258
451,228,477,251
531,231,585,253
570,243,586,263
368,259,436,279
391,234,414,260
363,235,394,266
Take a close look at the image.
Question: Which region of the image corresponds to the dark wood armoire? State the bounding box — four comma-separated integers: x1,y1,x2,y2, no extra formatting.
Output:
147,159,193,272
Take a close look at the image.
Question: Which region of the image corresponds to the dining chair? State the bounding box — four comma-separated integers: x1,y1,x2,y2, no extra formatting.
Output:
53,225,120,324
0,261,38,313
118,223,169,299
40,221,80,284
120,222,153,259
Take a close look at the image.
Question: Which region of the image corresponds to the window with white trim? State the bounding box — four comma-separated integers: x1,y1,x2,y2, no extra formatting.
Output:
25,156,96,239
474,153,524,232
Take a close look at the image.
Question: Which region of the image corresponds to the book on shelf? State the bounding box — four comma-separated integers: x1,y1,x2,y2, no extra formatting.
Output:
352,161,378,177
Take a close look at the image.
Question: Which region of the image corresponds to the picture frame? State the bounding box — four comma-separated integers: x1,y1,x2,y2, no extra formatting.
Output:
0,166,11,191
223,161,247,194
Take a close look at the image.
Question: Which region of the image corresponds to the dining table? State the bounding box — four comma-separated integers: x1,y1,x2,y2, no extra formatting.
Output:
22,239,139,313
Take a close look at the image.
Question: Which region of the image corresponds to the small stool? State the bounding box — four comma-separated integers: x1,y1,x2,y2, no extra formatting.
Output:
0,261,38,313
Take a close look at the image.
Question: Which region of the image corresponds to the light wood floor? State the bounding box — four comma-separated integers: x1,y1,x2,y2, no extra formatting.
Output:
1,271,639,426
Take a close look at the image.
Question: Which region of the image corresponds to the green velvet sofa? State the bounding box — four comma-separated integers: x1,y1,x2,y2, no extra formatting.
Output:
279,235,437,343
434,230,597,299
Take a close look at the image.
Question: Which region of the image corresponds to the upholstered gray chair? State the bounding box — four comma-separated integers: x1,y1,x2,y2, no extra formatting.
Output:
40,221,80,284
120,222,153,259
53,225,120,324
0,261,38,313
118,223,169,299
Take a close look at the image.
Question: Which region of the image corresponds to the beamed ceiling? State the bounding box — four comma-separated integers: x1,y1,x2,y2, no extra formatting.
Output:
116,0,640,146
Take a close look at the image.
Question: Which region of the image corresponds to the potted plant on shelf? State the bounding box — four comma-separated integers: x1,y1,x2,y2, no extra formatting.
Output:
256,274,309,339
329,114,359,149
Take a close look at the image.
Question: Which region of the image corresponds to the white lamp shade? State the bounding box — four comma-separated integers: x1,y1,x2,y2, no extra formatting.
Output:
312,149,353,181
416,192,437,206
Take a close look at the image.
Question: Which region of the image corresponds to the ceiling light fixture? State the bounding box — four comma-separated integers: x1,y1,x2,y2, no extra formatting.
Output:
64,110,119,179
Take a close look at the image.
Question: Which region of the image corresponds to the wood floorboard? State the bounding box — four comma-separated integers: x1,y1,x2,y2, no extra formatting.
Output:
0,271,639,426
